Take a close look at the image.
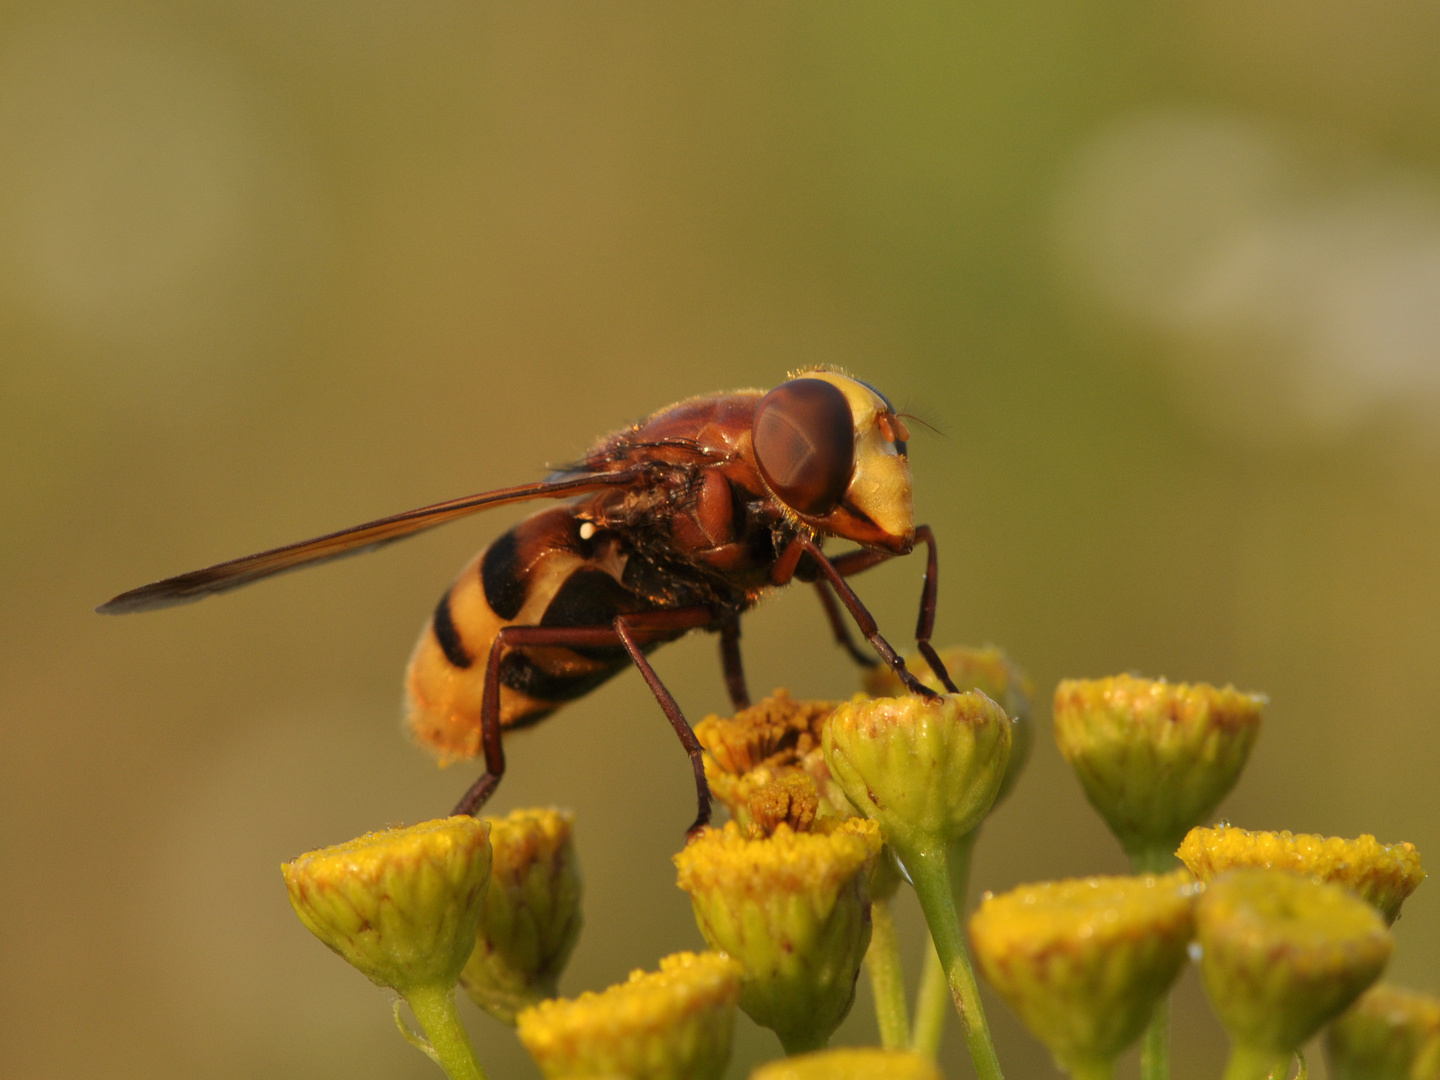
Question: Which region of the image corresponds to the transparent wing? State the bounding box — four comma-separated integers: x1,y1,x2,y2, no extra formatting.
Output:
97,469,646,614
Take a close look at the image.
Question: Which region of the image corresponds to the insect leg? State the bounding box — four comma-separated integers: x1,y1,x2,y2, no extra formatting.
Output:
814,581,878,667
614,612,715,838
797,537,941,701
819,534,959,692
818,548,893,663
718,612,751,710
450,609,718,833
451,629,520,816
908,525,958,692
450,622,639,816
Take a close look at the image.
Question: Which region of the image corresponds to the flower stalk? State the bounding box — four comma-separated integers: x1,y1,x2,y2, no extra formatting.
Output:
910,829,975,1059
399,985,489,1080
906,843,1005,1080
867,898,910,1050
1129,844,1180,1080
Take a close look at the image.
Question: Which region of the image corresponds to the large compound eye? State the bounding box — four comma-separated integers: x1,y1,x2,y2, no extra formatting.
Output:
752,378,855,515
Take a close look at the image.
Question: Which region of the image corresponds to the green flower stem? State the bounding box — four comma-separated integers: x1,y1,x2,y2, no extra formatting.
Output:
911,830,975,1058
867,897,910,1050
902,841,1004,1080
912,941,947,1058
1130,844,1180,1080
1220,1043,1286,1080
1139,1000,1170,1080
402,984,490,1080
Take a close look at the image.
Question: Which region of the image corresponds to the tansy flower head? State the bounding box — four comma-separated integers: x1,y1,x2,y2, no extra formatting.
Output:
968,871,1199,1075
864,644,1034,807
823,691,1012,860
460,807,583,1024
1198,869,1392,1064
516,951,741,1080
750,1046,944,1080
282,816,492,996
695,691,852,827
1178,824,1425,924
674,819,883,1054
1326,983,1440,1080
1053,675,1263,866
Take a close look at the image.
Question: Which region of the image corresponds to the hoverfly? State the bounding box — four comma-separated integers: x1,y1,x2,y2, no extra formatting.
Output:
100,370,959,832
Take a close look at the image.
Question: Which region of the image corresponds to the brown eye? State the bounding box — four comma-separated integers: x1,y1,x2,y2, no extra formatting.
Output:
752,378,855,515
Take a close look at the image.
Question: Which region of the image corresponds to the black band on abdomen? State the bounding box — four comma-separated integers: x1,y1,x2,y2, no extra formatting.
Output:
431,588,473,669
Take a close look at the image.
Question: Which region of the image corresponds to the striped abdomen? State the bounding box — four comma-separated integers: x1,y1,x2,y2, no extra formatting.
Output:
404,504,668,760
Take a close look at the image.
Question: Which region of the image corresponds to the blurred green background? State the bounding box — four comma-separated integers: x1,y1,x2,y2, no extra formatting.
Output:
2,4,1437,1078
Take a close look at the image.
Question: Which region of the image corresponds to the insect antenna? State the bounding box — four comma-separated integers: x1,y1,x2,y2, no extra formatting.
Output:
896,410,946,439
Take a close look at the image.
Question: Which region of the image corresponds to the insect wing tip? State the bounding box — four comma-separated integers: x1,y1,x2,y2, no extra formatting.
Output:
95,584,200,615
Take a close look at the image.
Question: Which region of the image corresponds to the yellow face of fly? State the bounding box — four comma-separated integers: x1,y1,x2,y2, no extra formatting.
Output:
794,370,915,552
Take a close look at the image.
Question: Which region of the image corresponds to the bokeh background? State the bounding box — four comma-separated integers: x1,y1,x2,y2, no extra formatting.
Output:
2,4,1438,1078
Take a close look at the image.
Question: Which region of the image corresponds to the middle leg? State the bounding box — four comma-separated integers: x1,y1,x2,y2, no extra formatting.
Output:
718,611,750,710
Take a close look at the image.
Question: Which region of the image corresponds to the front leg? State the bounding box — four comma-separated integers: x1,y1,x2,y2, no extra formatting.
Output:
907,525,959,693
794,536,941,701
813,526,960,693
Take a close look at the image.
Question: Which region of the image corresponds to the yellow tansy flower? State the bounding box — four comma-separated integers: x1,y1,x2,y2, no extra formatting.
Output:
750,1046,944,1080
694,691,852,827
969,872,1198,1076
674,819,882,1054
460,808,583,1024
1198,869,1392,1076
516,951,741,1080
824,691,1012,855
1053,675,1263,868
863,644,1033,807
1178,825,1424,924
282,816,492,995
1327,983,1440,1080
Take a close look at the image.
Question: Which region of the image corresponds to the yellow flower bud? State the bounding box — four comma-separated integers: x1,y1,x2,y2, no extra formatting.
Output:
863,645,1033,807
1198,869,1392,1067
750,1047,944,1080
516,951,742,1080
282,816,492,996
460,808,583,1024
1053,675,1263,866
673,819,883,1054
1178,825,1425,924
823,692,1011,857
968,872,1199,1075
1326,984,1440,1080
